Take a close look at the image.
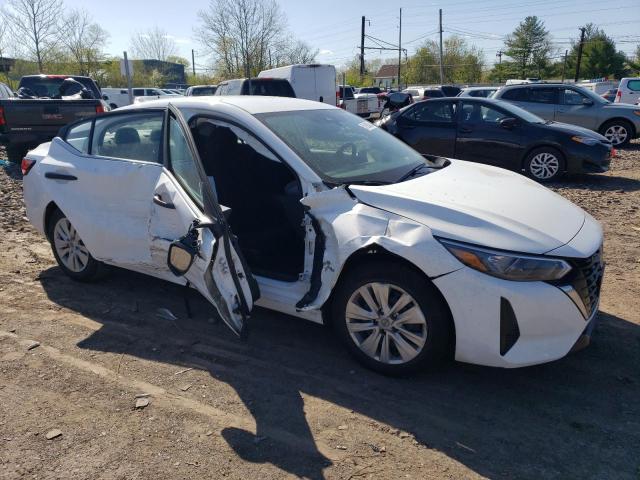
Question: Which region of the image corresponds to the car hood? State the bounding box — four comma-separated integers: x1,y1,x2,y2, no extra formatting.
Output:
542,121,608,140
349,160,586,254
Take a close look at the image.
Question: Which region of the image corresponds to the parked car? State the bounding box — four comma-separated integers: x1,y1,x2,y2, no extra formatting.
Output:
402,86,445,101
458,86,498,98
601,89,618,102
493,83,640,146
258,64,335,104
614,77,640,104
375,97,612,182
439,85,462,97
0,75,107,163
357,86,382,95
214,78,295,97
184,85,218,96
338,85,381,119
102,87,171,109
0,82,14,98
23,96,603,374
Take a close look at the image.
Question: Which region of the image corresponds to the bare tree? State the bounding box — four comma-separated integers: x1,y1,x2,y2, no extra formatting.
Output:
62,9,109,76
196,0,286,77
130,26,177,61
2,0,63,72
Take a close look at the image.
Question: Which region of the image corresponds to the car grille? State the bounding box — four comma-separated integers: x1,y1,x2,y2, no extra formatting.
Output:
568,247,604,318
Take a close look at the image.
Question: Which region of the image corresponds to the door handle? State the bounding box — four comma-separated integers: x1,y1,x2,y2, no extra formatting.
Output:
153,194,175,209
44,172,77,181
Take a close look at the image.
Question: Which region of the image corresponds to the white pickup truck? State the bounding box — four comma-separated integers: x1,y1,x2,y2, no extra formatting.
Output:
338,85,382,120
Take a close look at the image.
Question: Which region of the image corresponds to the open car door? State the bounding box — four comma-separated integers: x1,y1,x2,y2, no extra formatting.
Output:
164,104,259,338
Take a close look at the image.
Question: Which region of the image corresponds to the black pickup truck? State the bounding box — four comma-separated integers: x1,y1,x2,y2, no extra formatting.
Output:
0,75,108,163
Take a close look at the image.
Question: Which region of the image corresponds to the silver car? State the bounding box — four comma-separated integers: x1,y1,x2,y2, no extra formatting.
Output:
493,83,640,146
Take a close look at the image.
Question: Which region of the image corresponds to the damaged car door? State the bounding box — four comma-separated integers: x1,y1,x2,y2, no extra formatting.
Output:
151,105,259,338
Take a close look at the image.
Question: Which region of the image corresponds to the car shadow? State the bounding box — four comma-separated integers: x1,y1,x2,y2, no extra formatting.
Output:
550,173,640,192
39,266,640,480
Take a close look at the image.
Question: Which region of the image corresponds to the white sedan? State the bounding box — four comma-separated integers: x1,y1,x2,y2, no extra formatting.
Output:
22,96,604,374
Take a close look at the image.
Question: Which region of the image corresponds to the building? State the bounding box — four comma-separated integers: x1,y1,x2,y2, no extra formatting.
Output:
0,57,16,74
375,64,399,90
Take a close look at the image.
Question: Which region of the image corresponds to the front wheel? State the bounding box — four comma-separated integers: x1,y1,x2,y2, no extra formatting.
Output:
47,209,103,281
330,262,452,375
599,120,632,147
524,147,565,182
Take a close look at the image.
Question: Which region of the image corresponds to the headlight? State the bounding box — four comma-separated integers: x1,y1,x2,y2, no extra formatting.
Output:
439,239,572,282
571,135,599,146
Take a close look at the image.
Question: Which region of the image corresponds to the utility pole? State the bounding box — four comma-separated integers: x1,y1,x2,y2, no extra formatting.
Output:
561,49,568,82
191,49,196,77
123,51,133,104
496,50,503,83
438,8,444,84
360,16,366,78
574,27,586,82
397,8,402,89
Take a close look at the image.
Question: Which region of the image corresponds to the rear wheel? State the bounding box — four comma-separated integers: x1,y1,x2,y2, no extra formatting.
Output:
331,262,451,375
524,147,565,182
599,120,632,147
47,209,103,281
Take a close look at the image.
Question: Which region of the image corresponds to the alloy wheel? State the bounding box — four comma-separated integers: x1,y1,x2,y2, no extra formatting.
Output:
53,218,90,273
345,282,428,365
603,125,628,146
529,152,560,180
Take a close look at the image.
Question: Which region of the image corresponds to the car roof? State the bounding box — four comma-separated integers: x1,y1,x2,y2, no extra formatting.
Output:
463,86,497,90
120,95,335,115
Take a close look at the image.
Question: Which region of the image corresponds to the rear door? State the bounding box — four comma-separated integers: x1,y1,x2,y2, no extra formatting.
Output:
519,87,558,120
148,105,258,338
619,79,640,104
395,100,457,156
455,101,524,169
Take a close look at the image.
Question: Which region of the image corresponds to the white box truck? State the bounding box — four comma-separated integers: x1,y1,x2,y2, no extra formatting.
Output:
258,64,336,105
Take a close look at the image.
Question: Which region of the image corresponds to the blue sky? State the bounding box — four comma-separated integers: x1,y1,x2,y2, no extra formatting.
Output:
65,0,640,70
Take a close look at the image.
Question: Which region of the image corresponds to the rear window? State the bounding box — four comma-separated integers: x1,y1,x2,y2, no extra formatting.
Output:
339,86,354,100
19,76,100,99
92,112,164,163
241,79,295,97
528,88,557,104
423,89,444,98
191,87,217,96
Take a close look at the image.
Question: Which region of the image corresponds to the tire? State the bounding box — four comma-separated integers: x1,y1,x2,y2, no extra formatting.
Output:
524,147,565,182
6,146,27,164
330,261,452,375
599,119,633,147
47,209,103,282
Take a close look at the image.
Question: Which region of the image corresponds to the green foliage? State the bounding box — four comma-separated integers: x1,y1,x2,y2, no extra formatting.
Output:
504,16,552,78
565,24,629,80
405,36,483,84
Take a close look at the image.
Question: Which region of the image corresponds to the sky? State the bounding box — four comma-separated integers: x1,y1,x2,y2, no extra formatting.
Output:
63,0,640,72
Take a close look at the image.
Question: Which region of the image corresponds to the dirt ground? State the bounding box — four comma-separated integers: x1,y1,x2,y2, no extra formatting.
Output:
0,143,638,480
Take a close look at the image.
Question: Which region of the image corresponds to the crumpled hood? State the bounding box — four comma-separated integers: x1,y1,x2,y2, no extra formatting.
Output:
349,160,586,254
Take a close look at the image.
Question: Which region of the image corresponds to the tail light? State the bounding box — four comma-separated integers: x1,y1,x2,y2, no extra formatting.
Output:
615,90,621,103
339,102,346,110
95,104,105,114
21,158,35,176
611,148,617,158
0,106,5,126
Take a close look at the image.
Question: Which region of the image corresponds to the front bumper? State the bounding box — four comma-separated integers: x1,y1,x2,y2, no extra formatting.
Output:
565,141,612,174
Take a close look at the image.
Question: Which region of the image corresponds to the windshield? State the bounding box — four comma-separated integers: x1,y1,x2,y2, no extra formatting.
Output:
257,109,433,184
19,76,99,98
192,86,217,96
494,100,546,124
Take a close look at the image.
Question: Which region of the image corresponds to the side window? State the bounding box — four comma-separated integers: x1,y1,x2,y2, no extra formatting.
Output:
626,80,640,92
411,102,454,123
65,120,92,154
120,89,127,94
169,116,203,206
461,103,508,124
528,88,557,104
92,112,163,163
563,88,586,105
501,88,529,101
133,88,144,96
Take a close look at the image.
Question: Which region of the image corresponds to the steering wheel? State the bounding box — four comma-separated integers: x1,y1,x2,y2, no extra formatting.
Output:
336,142,357,159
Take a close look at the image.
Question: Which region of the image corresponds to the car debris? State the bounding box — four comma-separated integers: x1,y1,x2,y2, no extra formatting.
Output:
25,340,40,351
135,397,151,409
45,429,62,440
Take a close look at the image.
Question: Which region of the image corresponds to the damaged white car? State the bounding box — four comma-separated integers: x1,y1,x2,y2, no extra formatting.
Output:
22,97,604,374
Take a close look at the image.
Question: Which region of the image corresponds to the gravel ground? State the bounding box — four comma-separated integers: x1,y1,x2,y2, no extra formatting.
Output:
0,143,639,480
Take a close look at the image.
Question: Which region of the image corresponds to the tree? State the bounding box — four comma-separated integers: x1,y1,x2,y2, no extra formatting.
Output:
131,26,177,61
2,0,63,72
61,9,109,77
566,24,628,80
504,16,553,78
405,36,484,85
196,0,287,77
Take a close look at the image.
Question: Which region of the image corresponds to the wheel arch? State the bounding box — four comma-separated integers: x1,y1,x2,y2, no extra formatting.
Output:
322,243,456,355
43,201,61,242
597,117,636,138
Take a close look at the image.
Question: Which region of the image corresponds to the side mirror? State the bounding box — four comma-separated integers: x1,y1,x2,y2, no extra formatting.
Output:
582,98,594,106
499,117,518,129
102,94,108,100
168,240,197,276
